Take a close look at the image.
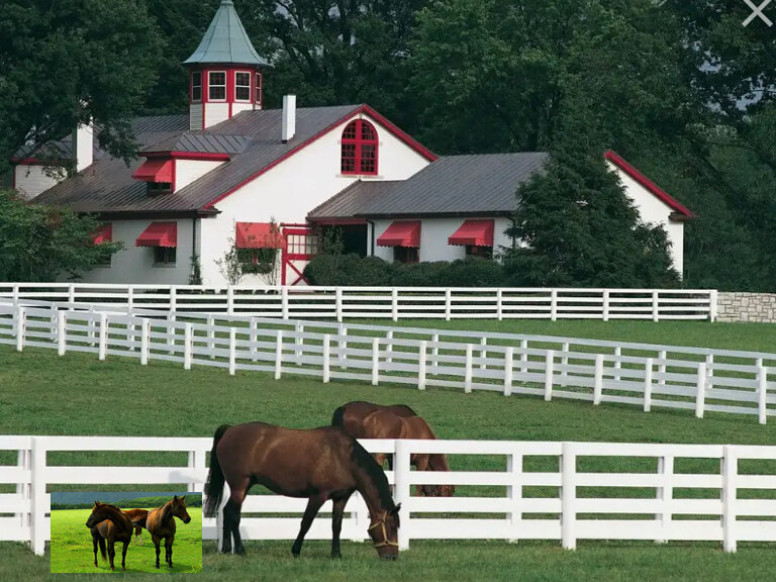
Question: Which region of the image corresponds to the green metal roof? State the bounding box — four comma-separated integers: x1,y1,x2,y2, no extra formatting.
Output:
184,0,270,67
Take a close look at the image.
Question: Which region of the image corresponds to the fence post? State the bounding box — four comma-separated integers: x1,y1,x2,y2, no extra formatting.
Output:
166,312,175,355
391,288,399,322
561,442,576,550
656,455,673,543
503,347,514,397
602,290,610,322
658,350,667,390
281,286,289,320
418,340,427,390
464,344,473,394
16,306,26,352
15,446,31,534
706,354,714,391
249,318,258,362
709,289,718,322
497,289,503,321
67,283,75,305
479,337,487,370
560,342,570,386
169,286,177,319
544,350,555,401
643,358,654,412
696,363,707,419
184,323,193,370
506,449,522,542
227,286,235,316
613,346,622,383
394,439,411,551
98,313,108,361
30,437,46,556
593,354,604,405
295,322,304,365
444,289,452,321
140,319,150,365
127,285,134,313
335,287,343,322
371,338,380,386
57,311,67,356
323,334,331,383
338,324,348,369
385,330,393,364
758,365,768,425
207,315,216,360
88,305,96,347
722,445,737,553
652,290,660,322
519,339,528,377
431,334,440,376
550,289,558,322
228,329,237,376
275,330,283,379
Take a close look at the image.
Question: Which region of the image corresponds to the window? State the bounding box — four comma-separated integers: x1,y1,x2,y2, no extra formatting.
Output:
256,72,263,105
209,71,226,100
238,248,277,274
341,120,378,175
191,71,202,102
235,72,251,101
147,182,172,196
393,247,418,264
466,245,492,259
154,246,176,266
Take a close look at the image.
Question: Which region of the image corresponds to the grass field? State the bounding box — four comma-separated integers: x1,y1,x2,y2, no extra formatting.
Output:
1,318,776,580
49,507,202,573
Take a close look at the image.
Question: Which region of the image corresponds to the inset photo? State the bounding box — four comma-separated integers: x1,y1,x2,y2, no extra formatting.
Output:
50,491,202,573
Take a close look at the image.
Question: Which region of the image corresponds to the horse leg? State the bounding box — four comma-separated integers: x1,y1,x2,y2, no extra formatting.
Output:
120,539,129,570
222,480,249,555
165,536,174,568
107,540,116,571
291,495,325,557
413,454,430,496
330,495,352,559
152,535,162,568
91,531,99,567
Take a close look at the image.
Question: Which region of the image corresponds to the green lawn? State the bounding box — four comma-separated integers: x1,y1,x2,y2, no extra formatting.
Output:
49,507,202,573
1,318,776,580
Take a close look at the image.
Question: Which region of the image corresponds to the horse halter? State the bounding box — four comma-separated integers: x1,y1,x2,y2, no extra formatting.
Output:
368,510,399,549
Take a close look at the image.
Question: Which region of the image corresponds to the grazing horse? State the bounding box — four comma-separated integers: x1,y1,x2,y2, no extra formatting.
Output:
331,401,418,439
133,496,191,569
85,502,139,571
204,422,401,560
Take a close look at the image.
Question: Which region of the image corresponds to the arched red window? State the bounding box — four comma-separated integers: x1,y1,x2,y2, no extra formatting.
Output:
341,120,378,175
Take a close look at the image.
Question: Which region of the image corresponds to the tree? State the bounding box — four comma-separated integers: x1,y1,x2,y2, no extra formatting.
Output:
0,189,122,281
0,0,164,174
503,152,680,288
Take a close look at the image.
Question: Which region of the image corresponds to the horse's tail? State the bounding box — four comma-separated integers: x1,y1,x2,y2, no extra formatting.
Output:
203,424,230,517
331,405,346,428
98,535,107,561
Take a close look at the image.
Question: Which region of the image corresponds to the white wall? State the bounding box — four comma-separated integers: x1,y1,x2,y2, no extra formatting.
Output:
198,112,432,285
371,217,513,263
13,165,64,201
176,159,225,191
205,103,230,128
608,161,685,274
74,219,195,285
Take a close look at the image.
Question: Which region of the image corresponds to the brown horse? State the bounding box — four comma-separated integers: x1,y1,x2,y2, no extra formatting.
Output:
204,422,401,559
331,401,417,439
133,496,191,569
85,501,140,571
124,508,149,546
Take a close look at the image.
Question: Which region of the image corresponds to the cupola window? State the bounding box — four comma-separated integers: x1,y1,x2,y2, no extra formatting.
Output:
235,72,251,101
191,72,202,102
209,71,226,100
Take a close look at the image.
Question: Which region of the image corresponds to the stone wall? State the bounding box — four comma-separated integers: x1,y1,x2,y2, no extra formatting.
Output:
717,292,776,323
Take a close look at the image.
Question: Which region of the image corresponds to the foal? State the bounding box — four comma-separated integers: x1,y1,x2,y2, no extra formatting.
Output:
134,496,191,569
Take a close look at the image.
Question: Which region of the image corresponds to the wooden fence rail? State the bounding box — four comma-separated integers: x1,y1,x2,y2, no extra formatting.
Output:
0,301,774,423
4,435,776,555
0,283,718,322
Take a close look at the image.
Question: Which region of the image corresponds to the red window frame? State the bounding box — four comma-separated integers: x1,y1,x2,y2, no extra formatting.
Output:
341,119,378,175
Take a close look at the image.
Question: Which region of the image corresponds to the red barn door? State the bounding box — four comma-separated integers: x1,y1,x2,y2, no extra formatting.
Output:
280,224,319,286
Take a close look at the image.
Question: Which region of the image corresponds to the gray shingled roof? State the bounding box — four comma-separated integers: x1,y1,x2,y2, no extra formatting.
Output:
309,153,549,219
143,133,252,155
33,106,362,215
183,0,270,67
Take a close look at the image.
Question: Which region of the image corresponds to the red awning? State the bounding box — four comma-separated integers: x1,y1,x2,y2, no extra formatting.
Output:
448,219,494,247
235,222,285,249
376,221,421,248
92,224,112,245
136,222,177,247
132,159,173,182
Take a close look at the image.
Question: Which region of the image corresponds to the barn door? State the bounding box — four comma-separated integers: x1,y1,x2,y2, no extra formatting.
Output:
281,224,319,286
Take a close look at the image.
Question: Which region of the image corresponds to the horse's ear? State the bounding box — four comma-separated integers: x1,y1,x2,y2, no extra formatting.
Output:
180,495,186,502
173,495,178,501
393,503,401,514
94,500,99,506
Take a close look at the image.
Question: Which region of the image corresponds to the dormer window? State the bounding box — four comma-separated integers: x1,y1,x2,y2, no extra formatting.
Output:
191,72,202,102
209,71,226,101
132,158,174,193
235,72,251,101
341,120,378,175
147,182,172,196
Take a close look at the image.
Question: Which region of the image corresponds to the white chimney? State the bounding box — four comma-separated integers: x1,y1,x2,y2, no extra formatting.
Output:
73,121,94,172
282,95,296,143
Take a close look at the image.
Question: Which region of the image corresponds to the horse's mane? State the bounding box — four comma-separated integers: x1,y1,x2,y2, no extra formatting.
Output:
349,438,395,510
98,503,132,530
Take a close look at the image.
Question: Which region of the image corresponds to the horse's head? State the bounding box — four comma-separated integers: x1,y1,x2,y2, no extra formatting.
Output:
171,495,191,524
367,504,401,560
85,500,106,528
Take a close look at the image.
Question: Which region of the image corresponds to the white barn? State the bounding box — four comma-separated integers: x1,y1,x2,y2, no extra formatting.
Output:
13,0,693,286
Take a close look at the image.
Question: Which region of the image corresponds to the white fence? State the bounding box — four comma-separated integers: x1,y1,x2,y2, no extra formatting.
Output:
0,282,718,321
0,301,774,423
5,435,776,555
